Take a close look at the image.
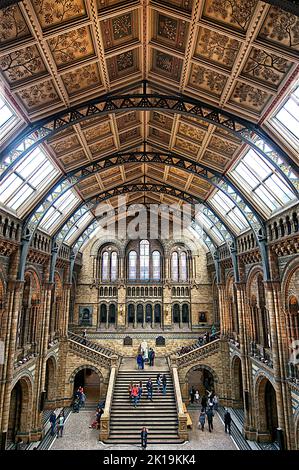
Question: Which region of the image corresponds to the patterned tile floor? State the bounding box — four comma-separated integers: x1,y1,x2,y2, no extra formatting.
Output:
50,408,237,451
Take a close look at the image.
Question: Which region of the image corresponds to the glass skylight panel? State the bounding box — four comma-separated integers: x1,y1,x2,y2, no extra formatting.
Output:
0,94,15,137
0,146,60,214
230,147,296,215
39,189,79,233
274,86,299,142
209,191,249,234
64,212,92,243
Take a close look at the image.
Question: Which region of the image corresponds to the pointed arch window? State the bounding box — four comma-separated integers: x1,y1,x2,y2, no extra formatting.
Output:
129,250,137,280
152,251,161,280
171,252,179,281
140,240,149,280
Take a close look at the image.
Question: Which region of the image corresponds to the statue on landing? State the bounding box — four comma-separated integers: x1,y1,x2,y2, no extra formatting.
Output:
140,341,149,361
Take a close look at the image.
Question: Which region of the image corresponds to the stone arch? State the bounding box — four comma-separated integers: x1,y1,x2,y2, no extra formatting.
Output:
8,375,33,444
281,260,299,354
230,354,244,407
90,237,124,257
17,269,41,349
44,355,57,405
246,267,270,348
0,271,6,337
70,365,104,404
184,364,219,398
254,372,278,442
69,364,104,384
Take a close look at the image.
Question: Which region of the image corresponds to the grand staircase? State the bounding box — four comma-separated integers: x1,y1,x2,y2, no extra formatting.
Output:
104,366,183,445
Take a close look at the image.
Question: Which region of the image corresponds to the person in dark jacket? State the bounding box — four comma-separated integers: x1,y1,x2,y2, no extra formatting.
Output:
162,374,167,396
190,386,196,404
141,426,148,449
49,411,56,436
224,409,232,435
146,378,153,401
206,408,214,432
201,394,207,410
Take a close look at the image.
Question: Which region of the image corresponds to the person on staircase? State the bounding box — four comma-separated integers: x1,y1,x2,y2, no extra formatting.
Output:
146,378,153,401
82,329,87,345
162,374,167,396
131,383,139,407
128,381,133,401
141,426,148,449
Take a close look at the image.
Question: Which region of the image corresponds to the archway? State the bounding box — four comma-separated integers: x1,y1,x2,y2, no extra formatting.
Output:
154,304,161,325
232,356,244,408
137,304,143,325
108,304,116,325
186,365,217,398
127,304,135,324
145,304,152,324
73,368,101,405
7,377,32,445
257,377,278,442
44,357,56,408
182,304,189,324
172,304,180,324
99,304,107,326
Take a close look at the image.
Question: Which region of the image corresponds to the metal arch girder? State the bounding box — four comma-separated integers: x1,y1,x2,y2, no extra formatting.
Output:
23,149,265,242
1,90,298,197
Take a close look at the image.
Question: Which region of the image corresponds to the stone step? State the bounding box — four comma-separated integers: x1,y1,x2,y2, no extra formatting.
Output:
104,437,183,444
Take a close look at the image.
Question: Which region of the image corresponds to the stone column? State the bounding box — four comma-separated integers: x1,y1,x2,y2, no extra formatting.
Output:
61,283,71,338
264,281,293,448
0,280,24,448
31,283,54,440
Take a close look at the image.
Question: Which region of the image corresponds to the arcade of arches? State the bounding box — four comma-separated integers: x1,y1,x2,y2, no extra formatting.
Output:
0,0,299,451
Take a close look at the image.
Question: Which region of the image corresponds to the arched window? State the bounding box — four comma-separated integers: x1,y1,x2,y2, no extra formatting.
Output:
111,251,118,281
129,251,137,280
140,240,149,280
180,252,187,281
152,250,161,280
102,252,109,281
171,252,179,281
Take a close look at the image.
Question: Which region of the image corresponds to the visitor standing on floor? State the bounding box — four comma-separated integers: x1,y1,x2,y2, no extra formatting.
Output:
49,411,56,436
141,426,148,449
146,378,153,401
195,390,200,404
206,408,214,432
224,409,232,435
190,386,196,404
162,374,167,396
56,412,65,438
201,394,207,410
151,348,155,366
137,353,143,370
198,409,206,432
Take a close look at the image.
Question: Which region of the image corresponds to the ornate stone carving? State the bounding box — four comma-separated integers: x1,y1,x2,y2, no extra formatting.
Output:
0,45,47,84
16,80,59,110
62,63,101,95
195,27,240,68
259,6,299,50
204,0,258,31
48,26,94,67
189,64,227,96
230,82,271,112
0,5,31,44
32,0,86,29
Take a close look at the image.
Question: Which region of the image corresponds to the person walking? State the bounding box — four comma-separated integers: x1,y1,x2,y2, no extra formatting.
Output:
141,426,148,449
137,353,143,370
206,408,214,433
190,386,196,404
162,374,167,396
56,413,65,438
128,381,133,401
131,383,139,407
198,409,206,432
82,329,87,345
195,390,200,404
81,391,86,408
224,409,232,435
201,394,207,410
49,411,56,436
146,378,153,401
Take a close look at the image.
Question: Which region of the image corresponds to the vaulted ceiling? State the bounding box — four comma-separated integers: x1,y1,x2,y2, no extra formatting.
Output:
0,0,298,243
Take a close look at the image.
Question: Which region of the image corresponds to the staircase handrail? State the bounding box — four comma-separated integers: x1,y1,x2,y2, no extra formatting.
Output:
170,363,188,441
68,331,121,358
99,366,117,441
173,338,221,367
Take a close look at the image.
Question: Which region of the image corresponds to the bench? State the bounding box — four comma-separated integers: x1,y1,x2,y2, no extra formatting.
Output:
182,403,193,429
